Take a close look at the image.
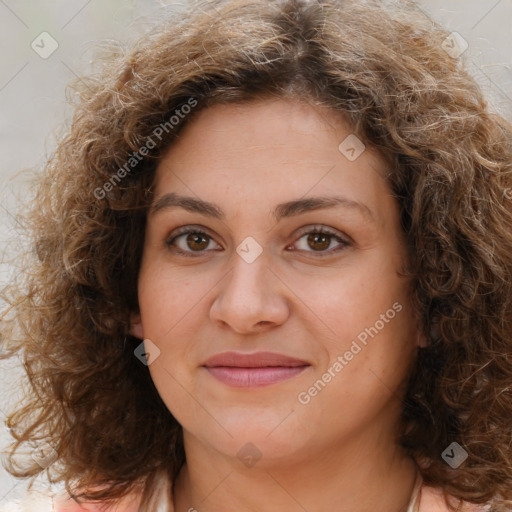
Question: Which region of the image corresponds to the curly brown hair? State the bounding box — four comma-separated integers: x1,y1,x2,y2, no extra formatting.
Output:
2,0,512,510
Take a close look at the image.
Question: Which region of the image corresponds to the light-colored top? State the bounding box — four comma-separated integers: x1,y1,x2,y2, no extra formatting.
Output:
0,477,491,512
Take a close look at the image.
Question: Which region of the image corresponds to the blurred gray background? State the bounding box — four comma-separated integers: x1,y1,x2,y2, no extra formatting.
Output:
1,0,511,504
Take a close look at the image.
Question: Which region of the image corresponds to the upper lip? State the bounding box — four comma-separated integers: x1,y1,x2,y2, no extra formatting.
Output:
202,351,310,368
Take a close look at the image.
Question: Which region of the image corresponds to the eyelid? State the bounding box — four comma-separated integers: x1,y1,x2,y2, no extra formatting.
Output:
165,224,222,252
293,224,351,243
168,224,216,239
165,223,351,257
288,224,351,257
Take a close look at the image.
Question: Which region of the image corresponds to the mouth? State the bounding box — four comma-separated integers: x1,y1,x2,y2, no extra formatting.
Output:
202,351,311,388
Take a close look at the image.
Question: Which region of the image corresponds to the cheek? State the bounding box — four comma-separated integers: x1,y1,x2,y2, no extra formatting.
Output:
137,257,202,339
327,298,417,407
138,270,199,417
302,255,416,385
137,263,208,373
299,305,417,435
288,259,408,341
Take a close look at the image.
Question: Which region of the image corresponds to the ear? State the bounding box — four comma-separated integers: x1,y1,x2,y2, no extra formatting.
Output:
413,312,428,348
129,312,144,339
416,330,428,348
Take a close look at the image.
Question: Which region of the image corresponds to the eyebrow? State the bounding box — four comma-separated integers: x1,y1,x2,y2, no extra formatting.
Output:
150,192,374,222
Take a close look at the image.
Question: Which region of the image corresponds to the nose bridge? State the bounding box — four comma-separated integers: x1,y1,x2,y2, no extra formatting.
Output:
224,244,270,306
210,242,288,332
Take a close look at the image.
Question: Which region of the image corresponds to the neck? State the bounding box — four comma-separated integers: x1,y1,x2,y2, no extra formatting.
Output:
172,416,419,512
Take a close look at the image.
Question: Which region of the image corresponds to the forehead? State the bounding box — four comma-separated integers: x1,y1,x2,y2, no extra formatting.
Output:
152,98,395,223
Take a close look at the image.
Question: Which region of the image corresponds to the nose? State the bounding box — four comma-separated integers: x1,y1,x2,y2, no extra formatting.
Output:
209,248,290,334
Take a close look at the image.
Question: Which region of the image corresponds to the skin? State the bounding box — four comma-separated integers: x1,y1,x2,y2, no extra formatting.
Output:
130,97,426,512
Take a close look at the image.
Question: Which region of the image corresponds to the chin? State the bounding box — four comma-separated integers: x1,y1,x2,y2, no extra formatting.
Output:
194,418,311,466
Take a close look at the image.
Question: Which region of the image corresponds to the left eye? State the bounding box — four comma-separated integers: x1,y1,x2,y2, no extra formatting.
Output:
165,225,349,257
292,227,349,255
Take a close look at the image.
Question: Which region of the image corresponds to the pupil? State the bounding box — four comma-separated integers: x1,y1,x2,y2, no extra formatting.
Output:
185,232,332,252
188,233,208,251
308,233,330,251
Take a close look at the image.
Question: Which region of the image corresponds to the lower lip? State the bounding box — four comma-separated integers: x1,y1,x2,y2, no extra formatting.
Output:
204,366,309,387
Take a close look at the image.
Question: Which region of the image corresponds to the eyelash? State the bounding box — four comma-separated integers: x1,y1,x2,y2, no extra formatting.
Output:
165,224,351,258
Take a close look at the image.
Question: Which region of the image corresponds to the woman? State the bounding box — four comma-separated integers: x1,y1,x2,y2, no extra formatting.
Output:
1,0,511,510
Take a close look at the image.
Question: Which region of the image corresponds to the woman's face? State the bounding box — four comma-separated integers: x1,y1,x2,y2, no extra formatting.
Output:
132,98,423,466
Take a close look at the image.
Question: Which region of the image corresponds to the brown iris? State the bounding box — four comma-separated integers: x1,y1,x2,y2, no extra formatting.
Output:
186,233,209,251
307,232,331,251
183,231,333,253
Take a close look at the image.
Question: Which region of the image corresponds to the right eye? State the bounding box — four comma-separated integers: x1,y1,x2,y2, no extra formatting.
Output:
165,227,222,257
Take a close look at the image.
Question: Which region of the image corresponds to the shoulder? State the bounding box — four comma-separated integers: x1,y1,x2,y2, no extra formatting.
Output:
2,470,173,512
0,488,54,512
419,484,491,512
52,472,171,512
0,488,142,512
52,490,142,512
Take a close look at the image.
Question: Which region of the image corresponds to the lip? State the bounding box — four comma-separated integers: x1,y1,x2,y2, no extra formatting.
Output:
203,351,309,368
202,351,310,388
